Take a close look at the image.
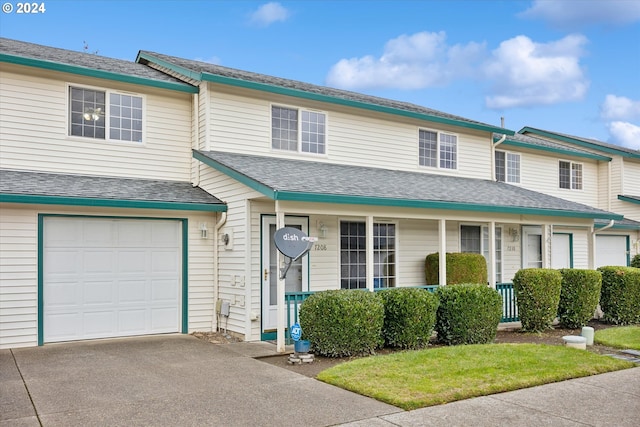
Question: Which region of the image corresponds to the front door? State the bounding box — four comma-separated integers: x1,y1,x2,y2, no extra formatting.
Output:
261,216,309,337
522,226,543,268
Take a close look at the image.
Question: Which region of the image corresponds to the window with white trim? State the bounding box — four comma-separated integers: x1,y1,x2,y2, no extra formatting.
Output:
272,105,326,154
460,225,502,283
69,86,143,142
495,150,520,183
419,129,457,169
340,221,396,289
559,160,582,190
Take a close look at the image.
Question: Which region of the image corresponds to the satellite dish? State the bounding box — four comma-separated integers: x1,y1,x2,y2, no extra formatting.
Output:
273,227,317,279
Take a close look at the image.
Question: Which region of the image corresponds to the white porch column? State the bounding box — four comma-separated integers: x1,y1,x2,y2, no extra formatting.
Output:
275,204,286,353
488,221,496,288
439,219,447,286
588,225,596,269
541,224,550,268
366,216,374,292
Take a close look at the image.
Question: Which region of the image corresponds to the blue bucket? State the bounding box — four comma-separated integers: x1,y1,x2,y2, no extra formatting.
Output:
294,339,310,353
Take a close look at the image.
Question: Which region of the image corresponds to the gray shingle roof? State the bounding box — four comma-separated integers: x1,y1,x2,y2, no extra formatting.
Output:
0,169,224,208
520,126,640,157
497,132,607,158
0,38,188,85
139,51,509,134
195,150,621,220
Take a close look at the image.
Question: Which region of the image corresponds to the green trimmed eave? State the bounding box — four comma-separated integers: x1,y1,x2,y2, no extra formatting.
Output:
498,138,612,162
519,127,640,160
595,222,640,231
200,72,514,136
618,195,640,205
0,53,198,94
193,151,621,221
0,193,226,212
136,52,203,82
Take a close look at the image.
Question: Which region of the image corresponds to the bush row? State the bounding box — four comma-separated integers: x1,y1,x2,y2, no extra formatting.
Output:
598,266,640,325
299,284,502,357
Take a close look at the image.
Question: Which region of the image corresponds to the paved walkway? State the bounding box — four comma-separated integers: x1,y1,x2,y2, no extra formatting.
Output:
2,335,639,426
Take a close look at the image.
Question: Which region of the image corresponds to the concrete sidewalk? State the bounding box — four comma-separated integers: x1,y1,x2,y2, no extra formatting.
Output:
2,335,639,427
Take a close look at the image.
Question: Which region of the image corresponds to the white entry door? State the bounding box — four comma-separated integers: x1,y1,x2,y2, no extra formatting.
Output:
261,216,309,334
43,217,182,343
552,233,572,269
596,235,628,267
522,226,543,268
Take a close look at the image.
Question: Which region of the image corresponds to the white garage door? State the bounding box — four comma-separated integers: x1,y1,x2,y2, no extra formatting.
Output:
596,235,627,268
43,217,182,343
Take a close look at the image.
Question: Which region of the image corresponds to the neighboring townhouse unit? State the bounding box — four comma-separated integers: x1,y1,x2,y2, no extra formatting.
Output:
0,38,632,350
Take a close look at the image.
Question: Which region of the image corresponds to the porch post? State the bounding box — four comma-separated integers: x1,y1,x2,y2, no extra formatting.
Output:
366,216,374,292
488,221,496,288
588,225,596,269
541,224,550,268
275,204,286,353
439,219,447,286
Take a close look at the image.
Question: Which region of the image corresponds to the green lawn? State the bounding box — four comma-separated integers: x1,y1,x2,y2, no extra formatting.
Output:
595,326,640,350
316,343,633,410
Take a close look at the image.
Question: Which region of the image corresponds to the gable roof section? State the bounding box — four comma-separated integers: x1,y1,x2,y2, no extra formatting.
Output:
618,195,640,205
0,38,197,93
495,133,611,161
137,51,513,136
519,126,640,160
0,169,226,212
194,150,621,220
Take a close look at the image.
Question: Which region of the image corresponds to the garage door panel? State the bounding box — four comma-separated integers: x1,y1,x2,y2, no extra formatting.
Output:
44,217,182,343
596,235,627,268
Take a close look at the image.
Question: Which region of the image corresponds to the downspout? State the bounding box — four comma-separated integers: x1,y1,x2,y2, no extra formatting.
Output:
491,133,507,181
212,211,227,331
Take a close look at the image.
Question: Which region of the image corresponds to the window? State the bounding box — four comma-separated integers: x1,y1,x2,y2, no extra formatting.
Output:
340,221,396,289
495,151,520,183
559,161,582,190
461,225,502,282
272,105,326,154
69,86,143,142
419,130,457,169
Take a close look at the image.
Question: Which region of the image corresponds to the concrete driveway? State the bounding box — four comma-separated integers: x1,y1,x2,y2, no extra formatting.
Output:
1,335,399,426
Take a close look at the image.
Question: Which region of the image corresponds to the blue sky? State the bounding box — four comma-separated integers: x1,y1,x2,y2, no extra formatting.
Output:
2,0,639,149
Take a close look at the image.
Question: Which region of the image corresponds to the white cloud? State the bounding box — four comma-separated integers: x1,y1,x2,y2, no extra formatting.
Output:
325,31,485,90
601,95,640,121
482,34,589,109
607,121,640,150
249,2,290,27
519,0,640,29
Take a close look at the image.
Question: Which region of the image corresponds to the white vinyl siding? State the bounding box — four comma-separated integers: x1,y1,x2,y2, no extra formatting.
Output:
0,206,217,349
0,67,192,180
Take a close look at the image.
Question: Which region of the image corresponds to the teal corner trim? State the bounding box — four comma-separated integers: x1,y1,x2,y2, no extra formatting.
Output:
500,139,611,162
519,127,640,159
0,53,198,93
37,214,44,346
181,219,189,333
202,73,513,135
0,193,226,212
618,195,640,205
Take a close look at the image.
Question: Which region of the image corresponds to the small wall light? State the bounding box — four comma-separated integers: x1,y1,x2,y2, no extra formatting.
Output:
318,222,328,239
200,223,208,239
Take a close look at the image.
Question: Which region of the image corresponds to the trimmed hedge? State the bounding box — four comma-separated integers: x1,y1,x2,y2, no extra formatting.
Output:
631,254,640,268
598,266,640,325
425,252,487,285
378,287,439,349
513,269,562,332
299,290,384,357
434,283,502,345
558,269,602,328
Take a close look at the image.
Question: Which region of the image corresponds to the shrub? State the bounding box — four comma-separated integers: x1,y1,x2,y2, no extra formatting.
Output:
378,287,439,349
557,269,602,328
598,266,640,325
299,290,384,357
513,269,562,332
434,283,502,345
631,254,640,268
425,253,487,285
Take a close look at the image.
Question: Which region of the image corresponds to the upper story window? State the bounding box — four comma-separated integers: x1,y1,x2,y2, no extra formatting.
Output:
271,105,326,154
419,129,457,169
69,86,143,143
559,160,582,190
495,150,520,183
